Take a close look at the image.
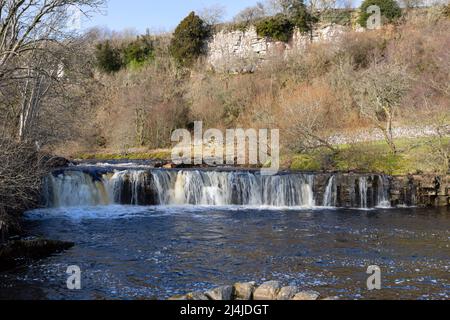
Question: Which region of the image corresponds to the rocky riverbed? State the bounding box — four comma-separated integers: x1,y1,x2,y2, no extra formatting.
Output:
169,281,336,301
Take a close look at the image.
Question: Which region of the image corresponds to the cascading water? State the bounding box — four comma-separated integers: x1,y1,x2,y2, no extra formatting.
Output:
376,175,391,208
45,169,316,208
44,168,393,209
323,176,337,207
45,171,110,207
358,177,368,209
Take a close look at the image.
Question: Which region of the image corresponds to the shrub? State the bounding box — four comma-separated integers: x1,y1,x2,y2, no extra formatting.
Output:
169,12,210,67
288,1,317,33
95,41,123,73
122,36,155,68
256,14,294,42
443,4,450,18
358,0,402,27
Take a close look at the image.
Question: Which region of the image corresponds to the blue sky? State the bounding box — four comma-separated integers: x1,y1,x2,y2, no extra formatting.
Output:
85,0,264,33
85,0,361,33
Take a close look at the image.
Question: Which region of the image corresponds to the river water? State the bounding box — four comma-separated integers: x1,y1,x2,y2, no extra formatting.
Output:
0,205,449,300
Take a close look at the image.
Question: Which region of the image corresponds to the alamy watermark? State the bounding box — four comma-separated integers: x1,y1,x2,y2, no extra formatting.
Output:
66,265,81,290
367,265,382,290
366,5,382,30
171,121,280,175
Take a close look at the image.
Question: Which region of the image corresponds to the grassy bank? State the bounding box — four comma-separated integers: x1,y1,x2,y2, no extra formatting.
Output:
288,137,450,175
74,150,171,161
72,137,449,176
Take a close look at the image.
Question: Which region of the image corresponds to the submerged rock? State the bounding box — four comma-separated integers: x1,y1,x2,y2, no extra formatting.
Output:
253,281,282,300
233,282,256,300
205,286,233,300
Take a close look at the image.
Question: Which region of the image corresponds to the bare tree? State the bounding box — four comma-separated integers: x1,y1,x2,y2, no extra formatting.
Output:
234,2,266,24
199,4,226,26
353,64,410,154
0,0,104,141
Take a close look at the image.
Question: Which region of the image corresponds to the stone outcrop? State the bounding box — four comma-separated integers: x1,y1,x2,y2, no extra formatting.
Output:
206,24,348,72
169,281,334,301
311,173,450,208
0,238,74,271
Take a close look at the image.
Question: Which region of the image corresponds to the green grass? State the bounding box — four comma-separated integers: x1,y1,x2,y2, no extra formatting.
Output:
288,137,449,175
74,137,448,175
75,151,171,161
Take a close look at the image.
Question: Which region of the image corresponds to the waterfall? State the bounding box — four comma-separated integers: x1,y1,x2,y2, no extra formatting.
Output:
46,171,110,207
45,169,316,208
323,176,336,207
358,177,368,209
44,169,394,209
376,175,391,208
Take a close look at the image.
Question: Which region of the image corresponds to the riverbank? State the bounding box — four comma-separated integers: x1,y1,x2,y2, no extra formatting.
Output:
71,137,449,176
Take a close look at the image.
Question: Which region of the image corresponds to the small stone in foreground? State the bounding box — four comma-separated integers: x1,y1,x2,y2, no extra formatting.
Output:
292,290,320,301
187,292,210,300
168,295,188,300
233,282,256,300
205,286,233,300
253,281,282,300
277,286,299,300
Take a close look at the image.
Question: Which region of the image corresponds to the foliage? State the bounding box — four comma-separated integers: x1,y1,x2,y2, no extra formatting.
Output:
358,0,402,27
95,37,155,73
169,12,210,67
286,0,318,33
122,36,155,68
95,41,123,73
443,3,450,18
255,1,316,42
290,154,321,171
256,14,294,42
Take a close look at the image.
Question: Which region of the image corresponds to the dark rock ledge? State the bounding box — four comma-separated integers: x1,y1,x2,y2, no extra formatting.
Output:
0,238,74,271
169,281,338,301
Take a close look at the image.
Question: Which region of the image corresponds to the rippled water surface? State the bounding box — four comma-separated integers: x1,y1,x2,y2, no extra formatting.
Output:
0,206,449,300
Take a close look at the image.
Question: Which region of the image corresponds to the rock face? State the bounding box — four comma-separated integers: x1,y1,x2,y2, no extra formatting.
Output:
253,281,282,300
206,24,348,72
311,173,450,208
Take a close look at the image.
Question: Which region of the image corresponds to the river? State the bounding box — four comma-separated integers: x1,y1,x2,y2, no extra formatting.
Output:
0,166,448,300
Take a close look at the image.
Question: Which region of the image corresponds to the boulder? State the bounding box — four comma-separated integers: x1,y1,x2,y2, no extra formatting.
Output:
168,295,188,300
187,292,210,300
233,282,256,300
253,281,282,300
205,286,233,300
292,290,320,301
277,286,299,300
